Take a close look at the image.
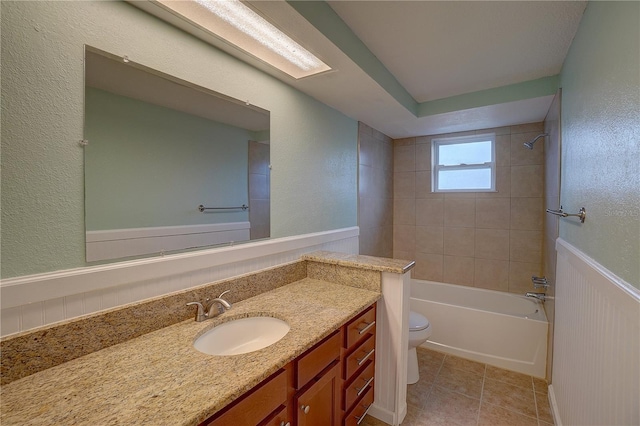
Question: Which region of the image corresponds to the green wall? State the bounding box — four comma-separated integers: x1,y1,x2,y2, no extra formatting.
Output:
559,1,640,287
0,1,357,278
85,87,249,230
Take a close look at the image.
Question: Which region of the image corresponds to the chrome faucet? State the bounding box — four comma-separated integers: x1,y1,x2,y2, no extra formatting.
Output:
525,292,546,302
187,290,232,322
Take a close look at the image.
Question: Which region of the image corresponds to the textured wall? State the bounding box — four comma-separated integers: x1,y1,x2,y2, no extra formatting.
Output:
1,1,357,278
559,1,640,288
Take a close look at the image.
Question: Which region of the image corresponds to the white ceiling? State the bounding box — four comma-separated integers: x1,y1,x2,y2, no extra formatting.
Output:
133,0,587,138
328,1,587,102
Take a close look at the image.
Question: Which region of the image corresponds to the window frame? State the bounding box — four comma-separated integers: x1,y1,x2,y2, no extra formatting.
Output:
431,133,497,193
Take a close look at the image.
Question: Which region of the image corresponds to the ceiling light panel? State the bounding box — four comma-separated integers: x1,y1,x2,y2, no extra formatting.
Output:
156,0,331,79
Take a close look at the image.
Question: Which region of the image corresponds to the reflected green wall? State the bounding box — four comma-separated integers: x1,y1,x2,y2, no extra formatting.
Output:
559,1,640,287
0,1,357,278
85,88,249,230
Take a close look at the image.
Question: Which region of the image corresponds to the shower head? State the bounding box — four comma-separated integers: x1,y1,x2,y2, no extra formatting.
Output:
523,133,549,150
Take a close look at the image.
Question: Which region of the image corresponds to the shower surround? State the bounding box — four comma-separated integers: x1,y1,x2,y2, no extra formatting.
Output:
393,123,546,294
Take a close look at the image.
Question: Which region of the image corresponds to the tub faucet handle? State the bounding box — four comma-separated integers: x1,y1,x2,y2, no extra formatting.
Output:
531,276,548,289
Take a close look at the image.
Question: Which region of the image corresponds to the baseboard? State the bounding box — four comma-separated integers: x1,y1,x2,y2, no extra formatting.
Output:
548,384,563,426
368,403,396,425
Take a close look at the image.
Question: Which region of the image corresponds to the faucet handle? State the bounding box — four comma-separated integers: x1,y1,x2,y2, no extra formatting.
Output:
186,302,206,322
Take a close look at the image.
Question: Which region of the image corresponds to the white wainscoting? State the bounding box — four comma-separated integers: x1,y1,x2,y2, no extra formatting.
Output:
1,227,359,337
86,222,250,262
551,238,639,426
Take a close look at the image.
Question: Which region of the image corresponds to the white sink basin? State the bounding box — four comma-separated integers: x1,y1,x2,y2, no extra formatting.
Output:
194,316,290,356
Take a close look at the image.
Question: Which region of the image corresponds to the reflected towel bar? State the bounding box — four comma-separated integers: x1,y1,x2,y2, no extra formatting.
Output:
546,206,586,223
198,204,248,212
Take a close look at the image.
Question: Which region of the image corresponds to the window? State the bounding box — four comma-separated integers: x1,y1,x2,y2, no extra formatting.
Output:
432,133,496,192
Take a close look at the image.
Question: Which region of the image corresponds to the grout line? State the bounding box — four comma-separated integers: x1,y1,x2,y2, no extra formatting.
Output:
476,363,487,426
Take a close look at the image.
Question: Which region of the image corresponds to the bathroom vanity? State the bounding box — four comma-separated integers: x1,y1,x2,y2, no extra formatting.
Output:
0,279,379,425
1,252,413,425
204,304,376,426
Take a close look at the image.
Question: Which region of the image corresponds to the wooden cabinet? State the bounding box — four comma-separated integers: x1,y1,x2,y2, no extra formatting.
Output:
201,303,376,426
202,367,290,426
295,362,339,426
340,304,376,426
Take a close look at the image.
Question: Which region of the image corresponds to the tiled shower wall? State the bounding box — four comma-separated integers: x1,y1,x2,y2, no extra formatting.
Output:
358,122,394,257
393,123,545,294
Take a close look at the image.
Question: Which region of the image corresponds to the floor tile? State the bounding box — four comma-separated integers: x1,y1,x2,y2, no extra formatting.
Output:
478,402,538,426
406,377,433,409
535,391,554,424
417,347,446,365
400,406,429,426
434,364,484,399
533,377,548,395
485,365,533,389
443,355,486,376
421,385,480,426
482,378,537,418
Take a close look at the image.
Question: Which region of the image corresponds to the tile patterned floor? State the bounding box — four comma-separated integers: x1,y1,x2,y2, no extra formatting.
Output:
363,348,554,426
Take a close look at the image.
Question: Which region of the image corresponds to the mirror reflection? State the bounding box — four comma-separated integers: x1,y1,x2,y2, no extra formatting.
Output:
84,46,270,262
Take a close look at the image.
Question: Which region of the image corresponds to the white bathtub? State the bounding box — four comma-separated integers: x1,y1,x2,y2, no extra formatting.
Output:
411,279,548,378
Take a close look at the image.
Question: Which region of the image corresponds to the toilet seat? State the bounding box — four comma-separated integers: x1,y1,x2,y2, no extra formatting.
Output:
409,311,430,332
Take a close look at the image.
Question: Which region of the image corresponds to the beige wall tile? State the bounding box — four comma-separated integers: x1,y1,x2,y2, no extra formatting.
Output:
413,252,443,282
416,226,444,254
474,259,509,291
495,134,511,167
510,230,543,263
394,137,416,146
511,132,545,166
510,122,544,134
416,198,444,227
478,126,511,136
509,261,542,294
511,165,544,198
394,198,416,225
476,198,510,229
393,250,415,261
444,191,476,199
415,171,443,199
511,198,544,230
394,144,416,172
444,227,475,256
443,255,475,286
394,225,416,253
415,143,432,171
444,198,476,227
394,172,416,199
475,229,510,260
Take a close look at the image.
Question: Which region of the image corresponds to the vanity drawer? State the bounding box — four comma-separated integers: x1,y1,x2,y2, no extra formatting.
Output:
204,368,288,426
342,385,374,426
343,334,375,379
344,305,376,350
343,360,374,411
295,330,341,389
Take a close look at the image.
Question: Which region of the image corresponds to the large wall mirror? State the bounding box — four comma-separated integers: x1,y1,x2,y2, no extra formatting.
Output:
84,46,270,262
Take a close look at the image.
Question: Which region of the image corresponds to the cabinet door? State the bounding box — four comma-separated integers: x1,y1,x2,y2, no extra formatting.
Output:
296,363,339,426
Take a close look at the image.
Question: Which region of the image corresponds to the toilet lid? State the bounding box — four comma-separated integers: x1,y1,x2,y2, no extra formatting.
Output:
409,311,430,331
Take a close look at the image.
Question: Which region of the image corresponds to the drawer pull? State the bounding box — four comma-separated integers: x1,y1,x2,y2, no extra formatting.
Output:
357,320,376,335
300,405,310,414
355,376,374,396
354,403,372,425
357,348,375,366
280,422,290,426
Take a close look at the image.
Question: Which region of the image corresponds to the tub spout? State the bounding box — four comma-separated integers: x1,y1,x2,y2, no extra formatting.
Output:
525,292,546,302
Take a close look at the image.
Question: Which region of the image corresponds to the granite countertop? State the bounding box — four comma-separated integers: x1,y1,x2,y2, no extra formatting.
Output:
303,251,415,274
0,278,380,425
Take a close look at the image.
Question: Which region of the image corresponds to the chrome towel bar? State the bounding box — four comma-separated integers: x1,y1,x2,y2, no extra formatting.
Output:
546,206,586,223
198,204,248,212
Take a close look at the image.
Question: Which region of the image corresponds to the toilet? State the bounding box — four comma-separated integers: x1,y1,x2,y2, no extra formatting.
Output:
407,311,432,385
